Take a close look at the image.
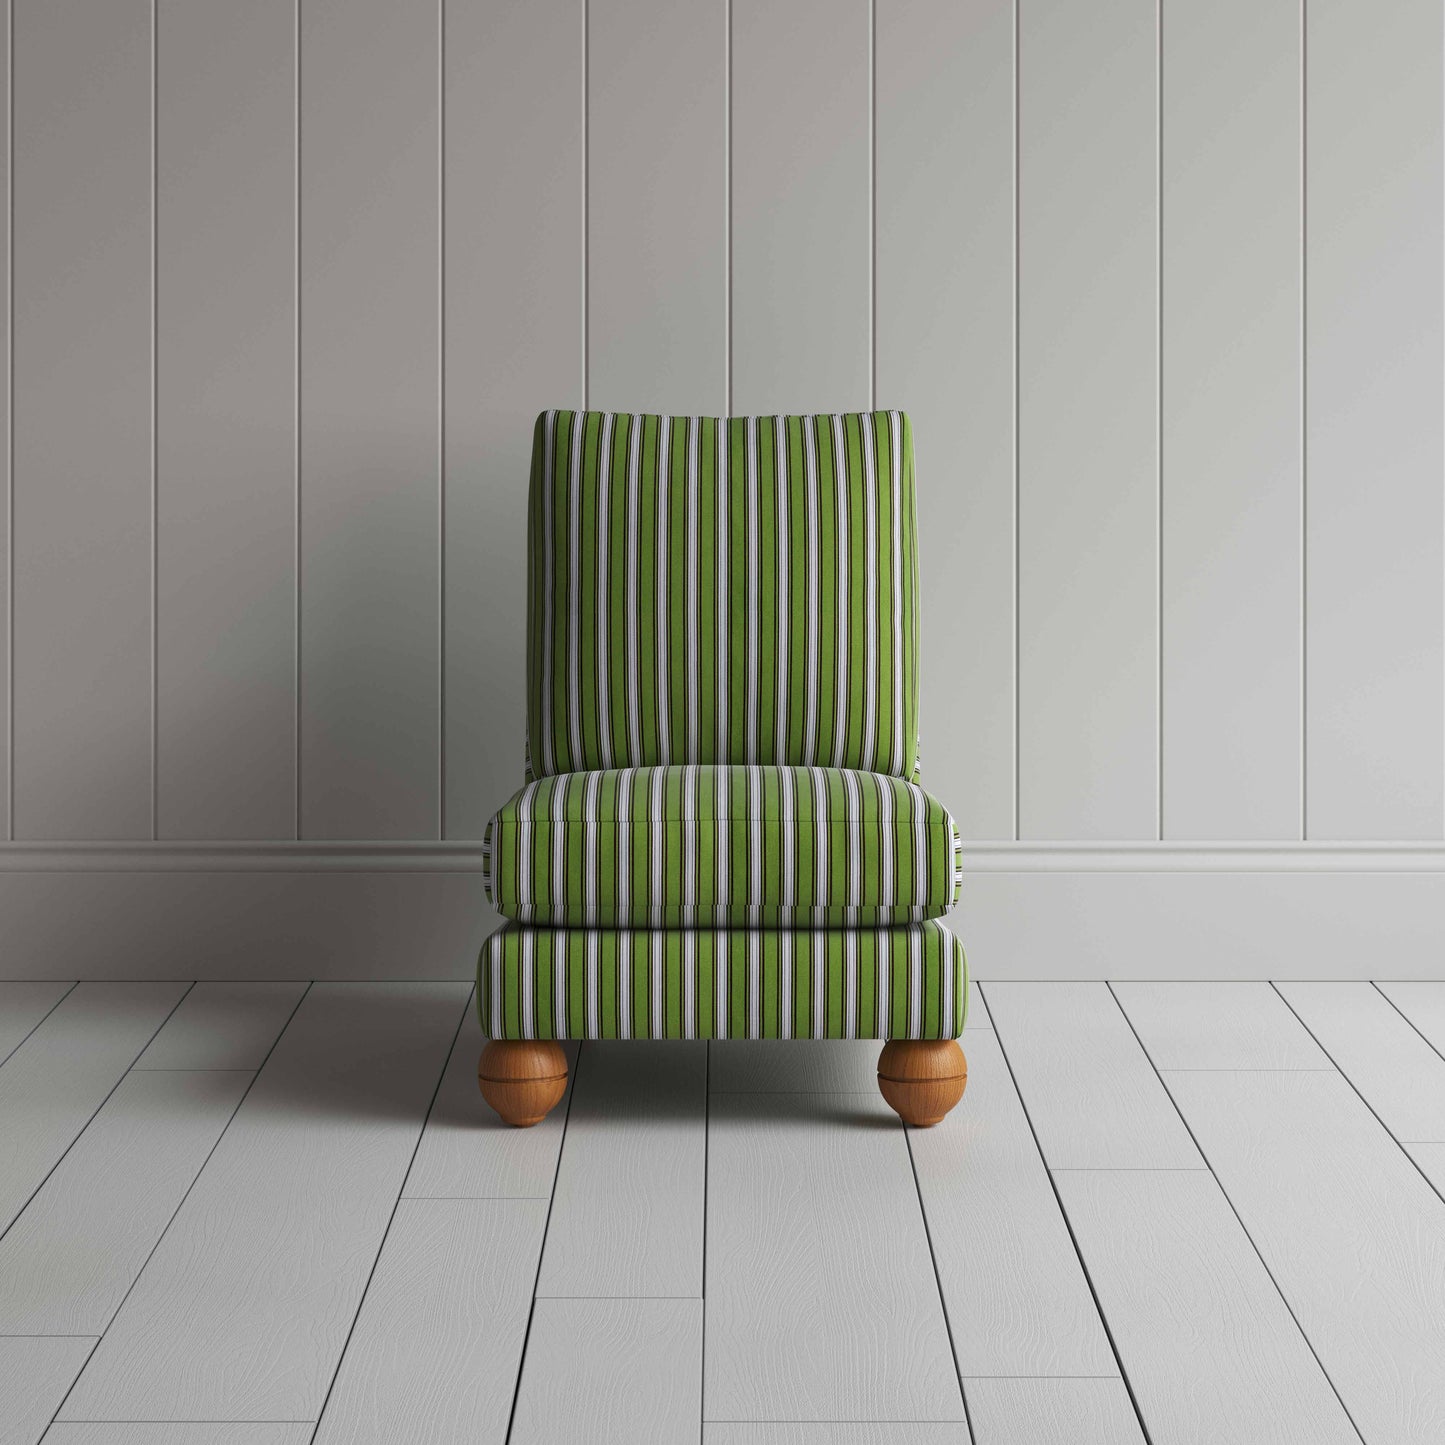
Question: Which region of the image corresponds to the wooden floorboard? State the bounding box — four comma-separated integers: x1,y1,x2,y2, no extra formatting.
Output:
536,1042,706,1299
704,1428,968,1443
705,1090,964,1424
58,983,468,1425
510,1298,702,1445
312,1198,545,1445
964,1378,1143,1445
1055,1168,1356,1444
0,983,191,1234
981,983,1200,1168
1164,1068,1445,1445
43,1429,312,1444
405,1001,577,1199
0,981,74,1065
1375,982,1445,1058
0,1336,94,1445
1112,982,1333,1069
1276,981,1445,1142
2,978,1442,1442
132,983,307,1071
910,1027,1116,1377
0,1069,252,1333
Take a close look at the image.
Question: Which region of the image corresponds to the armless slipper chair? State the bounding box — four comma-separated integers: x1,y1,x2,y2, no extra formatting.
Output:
477,409,969,1128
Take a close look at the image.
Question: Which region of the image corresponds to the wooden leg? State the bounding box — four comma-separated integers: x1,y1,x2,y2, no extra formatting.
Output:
877,1040,967,1127
478,1040,568,1127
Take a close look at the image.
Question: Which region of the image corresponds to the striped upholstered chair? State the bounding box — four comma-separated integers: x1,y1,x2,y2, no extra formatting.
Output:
477,410,968,1127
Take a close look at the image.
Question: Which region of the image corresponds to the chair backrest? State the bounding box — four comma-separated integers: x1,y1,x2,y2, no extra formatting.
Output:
525,408,919,779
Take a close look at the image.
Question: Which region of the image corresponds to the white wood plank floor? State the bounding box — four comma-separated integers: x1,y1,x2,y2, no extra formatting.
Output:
2,978,1442,1442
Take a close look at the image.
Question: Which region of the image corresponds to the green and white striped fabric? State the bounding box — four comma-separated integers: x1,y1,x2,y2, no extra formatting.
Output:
526,409,920,780
482,764,963,928
478,921,967,1040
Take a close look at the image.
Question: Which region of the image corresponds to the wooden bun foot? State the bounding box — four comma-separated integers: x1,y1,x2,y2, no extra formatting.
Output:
877,1040,967,1127
479,1040,568,1127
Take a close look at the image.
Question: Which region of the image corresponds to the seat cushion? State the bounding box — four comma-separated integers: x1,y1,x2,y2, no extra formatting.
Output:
477,922,967,1040
481,765,963,928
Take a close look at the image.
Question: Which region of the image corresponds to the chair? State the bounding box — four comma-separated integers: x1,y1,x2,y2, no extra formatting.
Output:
476,409,968,1127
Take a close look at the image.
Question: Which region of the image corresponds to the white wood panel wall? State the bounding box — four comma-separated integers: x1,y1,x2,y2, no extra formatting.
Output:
1305,0,1444,839
298,0,441,840
1160,0,1302,840
3,1,1444,935
12,0,154,840
155,0,296,840
1017,0,1159,840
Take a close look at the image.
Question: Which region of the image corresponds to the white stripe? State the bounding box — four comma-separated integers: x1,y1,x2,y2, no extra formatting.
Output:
830,414,849,766
774,414,789,760
626,417,643,761
539,412,557,775
861,415,879,768
748,931,761,1039
596,412,615,768
554,931,568,1039
566,410,585,770
909,928,922,1038
683,930,696,1040
716,421,728,758
780,930,794,1040
619,931,632,1040
687,418,700,758
889,411,906,776
803,418,821,760
656,415,672,763
812,928,825,1038
587,930,600,1038
745,420,760,762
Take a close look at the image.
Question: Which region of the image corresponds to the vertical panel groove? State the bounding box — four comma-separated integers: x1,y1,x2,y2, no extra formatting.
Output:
1012,0,1020,843
149,0,158,842
437,0,445,841
582,0,589,411
1155,0,1163,844
724,0,730,417
1300,0,1308,842
293,0,302,842
4,0,11,841
868,0,875,412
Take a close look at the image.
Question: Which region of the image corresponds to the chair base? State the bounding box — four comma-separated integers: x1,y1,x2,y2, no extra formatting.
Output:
478,1037,968,1128
478,1040,569,1127
877,1039,968,1126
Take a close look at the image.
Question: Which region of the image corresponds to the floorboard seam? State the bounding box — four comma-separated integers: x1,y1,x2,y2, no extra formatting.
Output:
502,1036,583,1445
1372,980,1445,1066
903,1119,975,1441
1271,982,1445,1209
1108,980,1369,1445
0,981,199,1253
699,1037,710,1444
305,985,473,1442
0,979,79,1069
42,980,312,1432
979,980,1158,1445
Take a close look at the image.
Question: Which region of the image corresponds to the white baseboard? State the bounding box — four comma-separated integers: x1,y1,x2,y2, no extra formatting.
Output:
1,842,1443,981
